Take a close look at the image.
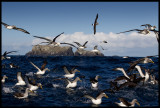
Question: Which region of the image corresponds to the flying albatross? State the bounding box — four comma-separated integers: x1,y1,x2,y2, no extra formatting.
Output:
1,51,17,60
115,97,140,107
83,91,108,105
126,56,155,72
2,22,30,34
33,32,64,46
63,66,80,79
141,24,156,31
29,60,50,75
73,41,88,49
116,29,150,35
92,13,98,35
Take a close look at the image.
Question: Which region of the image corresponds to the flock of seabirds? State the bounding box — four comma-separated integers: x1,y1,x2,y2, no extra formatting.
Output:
1,13,159,107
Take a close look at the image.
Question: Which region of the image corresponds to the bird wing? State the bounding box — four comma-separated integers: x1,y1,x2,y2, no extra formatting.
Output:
13,27,30,34
41,60,47,70
114,76,129,82
17,72,24,82
82,41,88,47
24,76,32,88
52,32,64,42
4,51,17,56
119,98,131,107
118,82,137,90
63,66,72,74
126,58,145,72
29,61,41,71
93,14,98,35
60,42,78,49
141,24,151,28
74,42,82,47
116,29,140,34
84,95,94,100
33,36,52,42
1,22,9,27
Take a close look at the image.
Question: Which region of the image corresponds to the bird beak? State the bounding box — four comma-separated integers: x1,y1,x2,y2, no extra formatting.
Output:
6,77,8,79
136,102,140,106
77,70,80,72
104,94,109,98
29,90,34,93
79,79,82,82
151,60,154,63
40,85,43,89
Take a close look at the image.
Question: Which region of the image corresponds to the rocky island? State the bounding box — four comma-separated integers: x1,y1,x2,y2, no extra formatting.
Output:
25,45,104,56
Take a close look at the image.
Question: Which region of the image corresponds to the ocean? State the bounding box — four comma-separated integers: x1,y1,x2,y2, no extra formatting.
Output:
1,56,159,107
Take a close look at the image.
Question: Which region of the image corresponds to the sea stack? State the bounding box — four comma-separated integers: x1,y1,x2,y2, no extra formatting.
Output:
25,45,74,56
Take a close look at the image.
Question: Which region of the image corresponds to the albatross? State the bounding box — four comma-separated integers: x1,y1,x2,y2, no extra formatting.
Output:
135,65,150,82
66,77,82,88
25,76,42,91
33,32,64,46
2,22,30,34
141,24,156,31
92,13,98,35
74,41,88,49
13,88,31,99
83,92,108,105
126,56,154,72
115,97,140,107
1,75,8,83
63,66,80,79
29,60,50,75
15,72,26,86
1,51,17,60
116,29,150,35
90,75,101,88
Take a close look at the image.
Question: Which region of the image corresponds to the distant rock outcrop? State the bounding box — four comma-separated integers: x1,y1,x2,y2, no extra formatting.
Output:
25,45,74,56
74,49,104,56
25,45,104,56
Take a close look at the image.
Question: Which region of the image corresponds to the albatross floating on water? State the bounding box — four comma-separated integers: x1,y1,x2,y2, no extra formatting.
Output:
13,88,31,99
66,77,81,88
33,32,64,46
25,76,42,91
1,75,8,83
90,75,101,88
29,60,50,75
2,22,30,34
115,97,140,107
83,92,108,105
92,13,98,35
63,66,80,79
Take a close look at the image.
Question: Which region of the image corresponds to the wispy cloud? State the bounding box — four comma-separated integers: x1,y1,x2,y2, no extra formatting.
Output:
3,31,156,56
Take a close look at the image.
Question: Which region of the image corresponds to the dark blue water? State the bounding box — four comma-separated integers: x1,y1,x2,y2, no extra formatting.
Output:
1,56,159,107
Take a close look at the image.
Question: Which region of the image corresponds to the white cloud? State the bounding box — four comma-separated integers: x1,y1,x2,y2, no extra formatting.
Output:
31,31,158,56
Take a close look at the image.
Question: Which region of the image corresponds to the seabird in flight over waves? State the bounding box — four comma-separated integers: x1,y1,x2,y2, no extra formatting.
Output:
116,29,150,35
2,22,30,34
63,66,80,79
33,32,64,46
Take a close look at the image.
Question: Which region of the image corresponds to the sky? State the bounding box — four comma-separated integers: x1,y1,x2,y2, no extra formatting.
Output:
1,2,159,57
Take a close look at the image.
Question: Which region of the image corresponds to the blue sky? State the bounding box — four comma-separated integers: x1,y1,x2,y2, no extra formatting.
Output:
2,2,158,57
